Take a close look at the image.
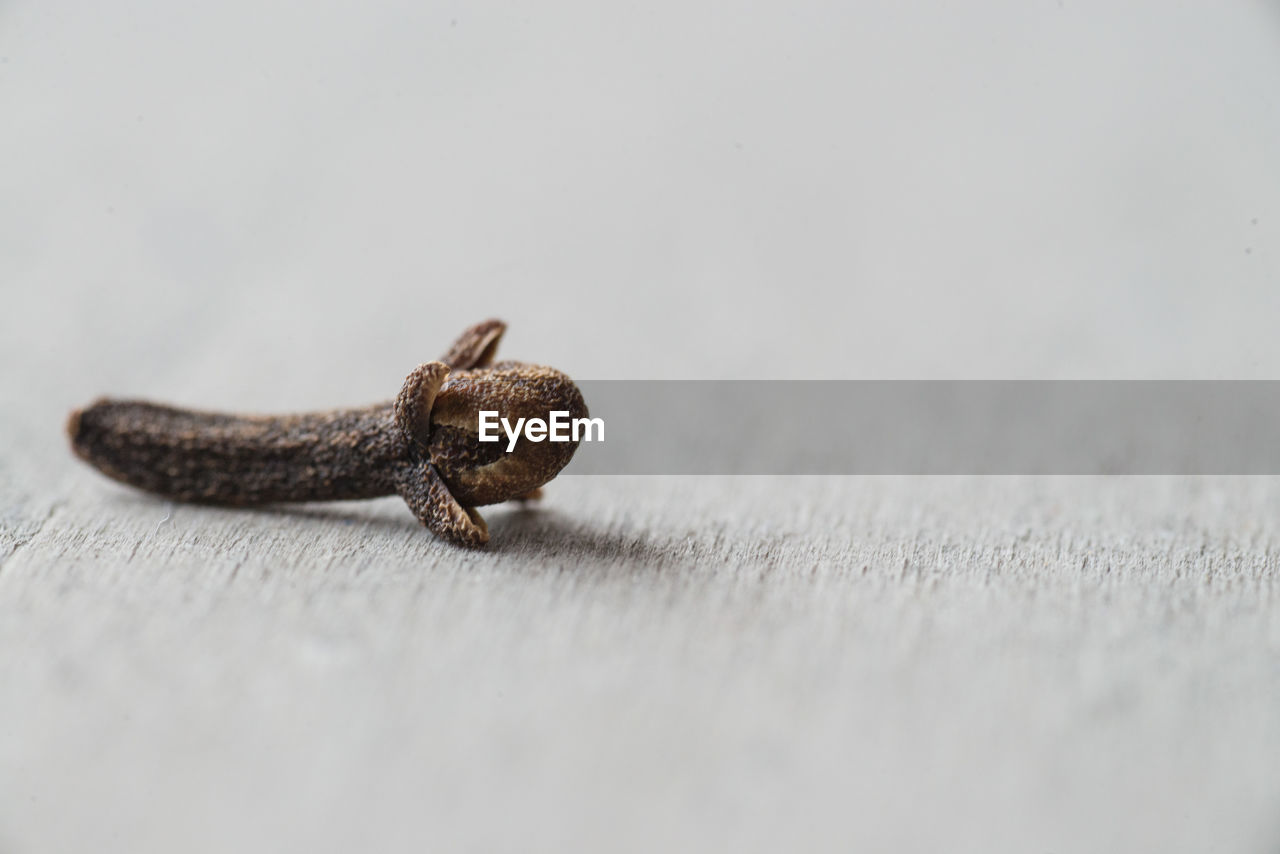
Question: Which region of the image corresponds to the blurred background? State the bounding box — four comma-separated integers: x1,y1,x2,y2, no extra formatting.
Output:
4,0,1279,411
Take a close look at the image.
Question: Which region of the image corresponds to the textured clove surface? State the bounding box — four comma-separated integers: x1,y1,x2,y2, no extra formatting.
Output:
68,400,407,505
66,320,588,547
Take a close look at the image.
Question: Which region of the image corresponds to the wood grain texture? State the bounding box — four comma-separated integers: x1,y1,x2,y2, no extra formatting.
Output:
3,468,1280,853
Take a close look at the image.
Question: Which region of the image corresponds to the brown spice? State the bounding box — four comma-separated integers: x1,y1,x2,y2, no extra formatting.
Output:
67,319,587,547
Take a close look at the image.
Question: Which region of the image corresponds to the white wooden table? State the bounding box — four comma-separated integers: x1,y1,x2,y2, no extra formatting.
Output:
3,2,1280,851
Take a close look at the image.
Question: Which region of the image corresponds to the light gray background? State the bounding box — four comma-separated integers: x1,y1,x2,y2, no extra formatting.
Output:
3,2,1280,852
